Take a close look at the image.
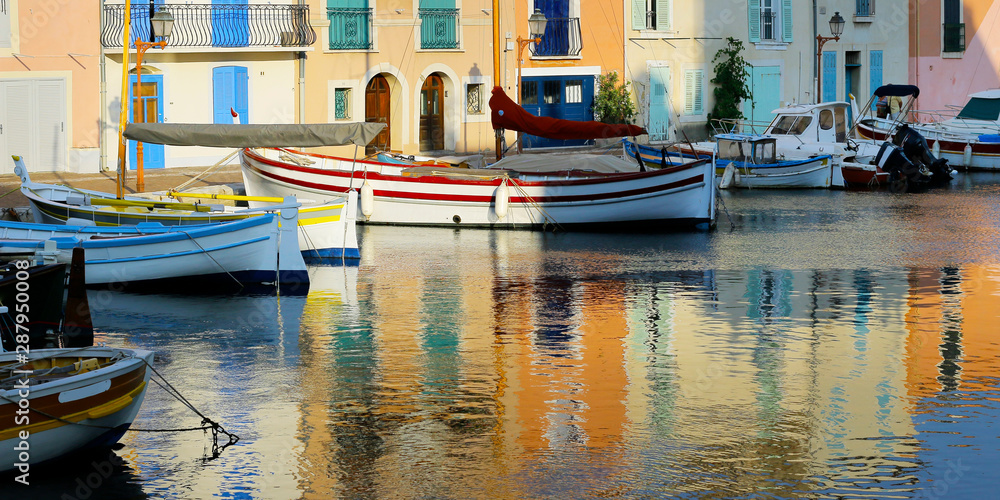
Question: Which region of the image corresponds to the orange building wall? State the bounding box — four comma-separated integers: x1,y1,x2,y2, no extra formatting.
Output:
0,0,102,149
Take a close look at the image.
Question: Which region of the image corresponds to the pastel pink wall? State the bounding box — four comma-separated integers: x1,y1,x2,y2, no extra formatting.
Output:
0,1,101,148
909,0,1000,119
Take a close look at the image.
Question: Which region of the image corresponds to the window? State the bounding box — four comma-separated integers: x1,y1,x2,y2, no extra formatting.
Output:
334,88,351,119
565,80,582,104
770,115,811,135
328,0,372,50
419,1,459,50
819,109,834,130
466,83,483,114
835,107,847,142
749,0,792,43
543,80,561,105
521,81,538,105
0,0,11,49
856,0,875,16
943,0,964,53
632,0,671,31
683,69,704,115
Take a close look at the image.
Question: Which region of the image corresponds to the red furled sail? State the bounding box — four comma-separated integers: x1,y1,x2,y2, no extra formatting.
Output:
489,86,646,140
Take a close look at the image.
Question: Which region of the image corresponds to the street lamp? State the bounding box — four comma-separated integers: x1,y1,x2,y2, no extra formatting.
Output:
129,7,174,193
515,9,547,153
815,11,845,104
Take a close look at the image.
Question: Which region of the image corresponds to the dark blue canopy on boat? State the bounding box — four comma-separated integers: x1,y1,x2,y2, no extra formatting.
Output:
873,85,920,98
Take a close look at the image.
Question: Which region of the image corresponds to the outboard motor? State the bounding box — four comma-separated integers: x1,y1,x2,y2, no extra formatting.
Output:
875,141,922,192
891,124,954,185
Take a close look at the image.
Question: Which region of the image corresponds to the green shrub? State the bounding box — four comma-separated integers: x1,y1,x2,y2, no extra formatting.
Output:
593,71,636,124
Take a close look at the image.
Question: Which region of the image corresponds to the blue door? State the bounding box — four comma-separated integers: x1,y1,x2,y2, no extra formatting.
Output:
822,51,837,103
521,75,594,148
744,65,781,133
128,74,164,170
647,66,671,142
212,0,249,47
213,66,249,124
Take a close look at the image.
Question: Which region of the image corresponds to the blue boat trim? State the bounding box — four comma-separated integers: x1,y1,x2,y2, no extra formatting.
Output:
301,247,361,259
86,236,270,264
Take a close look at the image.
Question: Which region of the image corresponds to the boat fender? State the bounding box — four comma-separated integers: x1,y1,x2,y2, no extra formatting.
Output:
963,144,973,167
719,162,736,190
360,181,374,220
931,140,940,158
494,180,509,220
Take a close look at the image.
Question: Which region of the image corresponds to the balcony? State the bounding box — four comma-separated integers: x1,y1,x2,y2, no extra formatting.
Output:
102,4,316,49
943,23,965,53
419,9,459,50
531,17,582,57
328,8,372,50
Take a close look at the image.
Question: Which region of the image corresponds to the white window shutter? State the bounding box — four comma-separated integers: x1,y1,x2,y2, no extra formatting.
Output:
631,0,646,30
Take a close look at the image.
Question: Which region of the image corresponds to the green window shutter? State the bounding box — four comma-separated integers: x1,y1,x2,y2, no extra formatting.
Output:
656,0,671,31
781,0,793,42
748,0,761,43
632,0,646,30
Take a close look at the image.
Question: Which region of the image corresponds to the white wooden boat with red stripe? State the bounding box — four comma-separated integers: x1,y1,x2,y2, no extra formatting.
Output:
240,147,717,230
0,346,154,472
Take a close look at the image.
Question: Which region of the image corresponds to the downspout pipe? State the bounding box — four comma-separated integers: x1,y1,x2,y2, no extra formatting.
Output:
100,0,108,171
812,0,818,103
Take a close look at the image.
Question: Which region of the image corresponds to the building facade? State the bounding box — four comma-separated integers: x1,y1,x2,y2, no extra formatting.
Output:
909,0,1000,119
99,0,314,173
0,0,101,174
624,0,908,143
305,0,626,157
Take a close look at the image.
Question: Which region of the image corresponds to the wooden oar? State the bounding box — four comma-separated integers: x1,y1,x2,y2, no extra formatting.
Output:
165,191,287,203
88,197,217,212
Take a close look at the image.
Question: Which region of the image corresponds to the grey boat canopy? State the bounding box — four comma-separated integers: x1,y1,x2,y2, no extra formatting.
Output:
124,122,386,148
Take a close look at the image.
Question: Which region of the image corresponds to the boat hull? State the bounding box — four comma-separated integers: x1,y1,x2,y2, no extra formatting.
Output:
841,162,889,188
0,214,309,290
0,347,154,473
856,119,1000,170
241,148,717,230
716,157,833,189
13,159,358,261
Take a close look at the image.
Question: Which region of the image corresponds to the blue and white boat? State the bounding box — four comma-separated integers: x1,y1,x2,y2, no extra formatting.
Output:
712,134,834,189
0,210,308,292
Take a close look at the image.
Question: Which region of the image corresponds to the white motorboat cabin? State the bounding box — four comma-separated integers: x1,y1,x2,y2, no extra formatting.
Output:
716,134,778,165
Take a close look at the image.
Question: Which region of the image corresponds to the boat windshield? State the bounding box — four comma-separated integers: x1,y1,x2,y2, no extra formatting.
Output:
719,139,753,161
956,97,1000,121
769,115,812,135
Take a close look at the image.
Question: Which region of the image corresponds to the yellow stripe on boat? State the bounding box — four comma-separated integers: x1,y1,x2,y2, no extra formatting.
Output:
0,381,146,441
166,191,286,203
297,214,342,226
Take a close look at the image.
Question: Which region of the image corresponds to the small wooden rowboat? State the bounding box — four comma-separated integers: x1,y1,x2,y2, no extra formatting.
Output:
0,346,154,473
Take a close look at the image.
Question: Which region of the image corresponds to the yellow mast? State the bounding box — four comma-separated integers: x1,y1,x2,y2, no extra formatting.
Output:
492,0,502,161
115,0,132,198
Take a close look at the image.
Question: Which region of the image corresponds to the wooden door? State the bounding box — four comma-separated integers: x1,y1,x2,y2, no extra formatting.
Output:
365,75,390,154
419,75,444,151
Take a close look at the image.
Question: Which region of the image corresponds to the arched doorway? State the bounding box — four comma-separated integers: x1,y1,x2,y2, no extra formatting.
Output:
419,74,445,151
365,75,391,154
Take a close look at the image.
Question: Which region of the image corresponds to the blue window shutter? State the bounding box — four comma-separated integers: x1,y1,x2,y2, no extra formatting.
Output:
333,0,368,8
421,0,454,8
234,66,249,122
748,0,761,43
781,0,793,42
869,50,883,109
822,51,837,103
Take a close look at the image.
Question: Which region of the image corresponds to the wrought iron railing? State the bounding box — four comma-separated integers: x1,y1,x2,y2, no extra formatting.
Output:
102,4,316,48
419,9,459,49
328,8,372,50
532,17,582,57
760,10,777,40
943,23,965,52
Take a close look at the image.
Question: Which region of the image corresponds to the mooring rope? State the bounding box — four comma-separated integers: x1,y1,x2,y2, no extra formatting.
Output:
0,353,240,460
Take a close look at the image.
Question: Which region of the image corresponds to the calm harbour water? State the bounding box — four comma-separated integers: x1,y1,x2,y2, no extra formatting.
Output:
13,173,1000,499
